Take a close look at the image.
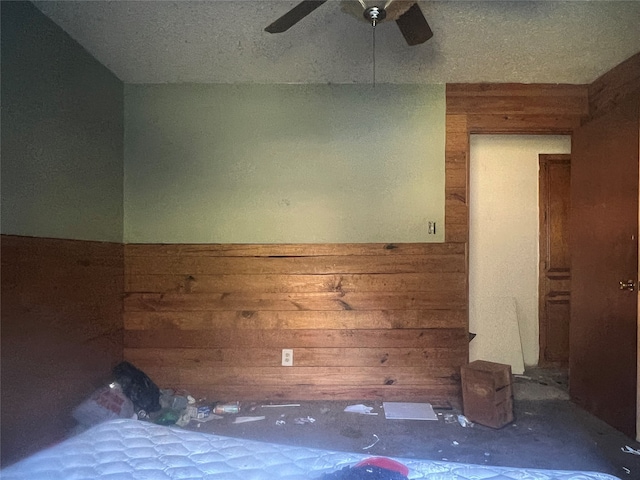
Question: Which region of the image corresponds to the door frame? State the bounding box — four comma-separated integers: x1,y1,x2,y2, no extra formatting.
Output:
468,136,570,371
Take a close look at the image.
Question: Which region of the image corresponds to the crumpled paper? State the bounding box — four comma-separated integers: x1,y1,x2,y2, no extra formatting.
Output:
344,404,378,415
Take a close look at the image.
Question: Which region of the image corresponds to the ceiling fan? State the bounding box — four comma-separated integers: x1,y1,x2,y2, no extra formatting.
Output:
264,0,434,46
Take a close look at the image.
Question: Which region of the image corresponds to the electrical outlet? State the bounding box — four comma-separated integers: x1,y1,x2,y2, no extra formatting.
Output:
281,349,293,367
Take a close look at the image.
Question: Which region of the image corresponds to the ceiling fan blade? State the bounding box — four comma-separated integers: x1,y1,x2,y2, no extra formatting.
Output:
265,0,328,33
395,2,433,46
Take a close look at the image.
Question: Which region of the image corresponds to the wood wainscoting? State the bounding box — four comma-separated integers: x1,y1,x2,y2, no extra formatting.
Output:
124,243,468,405
0,235,124,466
123,84,589,406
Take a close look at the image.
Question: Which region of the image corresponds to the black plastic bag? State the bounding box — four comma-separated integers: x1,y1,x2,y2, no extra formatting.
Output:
320,458,408,480
113,361,161,413
320,465,408,480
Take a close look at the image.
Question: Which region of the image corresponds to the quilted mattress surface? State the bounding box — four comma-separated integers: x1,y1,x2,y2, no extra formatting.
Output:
1,418,620,480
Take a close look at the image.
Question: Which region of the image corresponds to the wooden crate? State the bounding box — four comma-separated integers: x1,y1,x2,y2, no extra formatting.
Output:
460,360,514,428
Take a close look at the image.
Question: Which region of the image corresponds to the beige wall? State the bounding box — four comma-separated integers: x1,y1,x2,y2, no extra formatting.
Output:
0,2,123,242
124,84,445,244
469,135,571,370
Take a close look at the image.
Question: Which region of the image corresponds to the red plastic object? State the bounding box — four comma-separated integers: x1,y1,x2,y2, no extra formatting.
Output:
354,457,409,477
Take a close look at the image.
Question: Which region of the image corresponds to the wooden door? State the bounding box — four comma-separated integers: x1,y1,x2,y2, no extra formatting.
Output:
570,99,639,439
538,154,571,367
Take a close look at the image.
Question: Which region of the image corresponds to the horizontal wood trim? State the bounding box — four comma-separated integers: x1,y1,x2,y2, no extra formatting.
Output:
168,384,462,405
138,365,460,387
124,347,468,368
124,291,466,312
125,272,467,294
124,243,463,257
446,84,588,118
466,114,582,134
448,95,587,116
1,234,123,259
125,309,467,331
125,254,466,276
447,83,589,98
124,328,469,349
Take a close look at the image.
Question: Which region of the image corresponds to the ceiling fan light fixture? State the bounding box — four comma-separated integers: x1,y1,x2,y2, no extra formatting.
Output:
363,6,386,26
265,0,433,46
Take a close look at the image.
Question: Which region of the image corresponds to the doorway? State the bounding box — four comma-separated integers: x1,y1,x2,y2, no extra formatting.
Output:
468,135,571,373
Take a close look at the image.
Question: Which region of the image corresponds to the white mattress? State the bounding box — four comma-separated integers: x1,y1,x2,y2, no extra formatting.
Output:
1,418,620,480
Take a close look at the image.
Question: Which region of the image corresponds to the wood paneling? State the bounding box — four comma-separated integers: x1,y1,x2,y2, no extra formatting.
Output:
1,235,124,466
124,243,467,405
588,52,640,121
447,84,589,134
123,83,590,406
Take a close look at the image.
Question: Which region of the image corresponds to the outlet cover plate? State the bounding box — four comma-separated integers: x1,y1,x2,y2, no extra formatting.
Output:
282,349,293,366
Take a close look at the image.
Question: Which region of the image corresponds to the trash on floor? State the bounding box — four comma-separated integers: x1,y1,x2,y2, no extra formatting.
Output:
362,434,380,450
113,361,161,414
214,401,240,414
72,382,135,428
457,414,474,427
344,404,378,415
73,365,252,431
187,404,213,420
233,416,266,424
443,413,457,424
621,445,640,455
194,413,223,423
294,416,316,424
175,411,192,427
155,409,181,426
383,402,438,420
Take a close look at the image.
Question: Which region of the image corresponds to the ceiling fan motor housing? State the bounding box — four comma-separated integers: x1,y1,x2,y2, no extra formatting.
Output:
364,6,387,26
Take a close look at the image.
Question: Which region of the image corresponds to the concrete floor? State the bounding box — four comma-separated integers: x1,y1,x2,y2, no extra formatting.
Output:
181,370,640,479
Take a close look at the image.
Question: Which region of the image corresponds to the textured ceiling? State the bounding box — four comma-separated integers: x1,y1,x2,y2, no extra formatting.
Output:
34,0,640,85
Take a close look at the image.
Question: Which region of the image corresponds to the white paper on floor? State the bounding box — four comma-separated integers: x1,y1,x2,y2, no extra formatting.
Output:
233,416,265,424
383,402,438,420
344,404,378,415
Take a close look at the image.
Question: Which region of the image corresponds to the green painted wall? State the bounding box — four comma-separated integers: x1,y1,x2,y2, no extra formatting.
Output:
124,84,445,243
1,1,124,242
